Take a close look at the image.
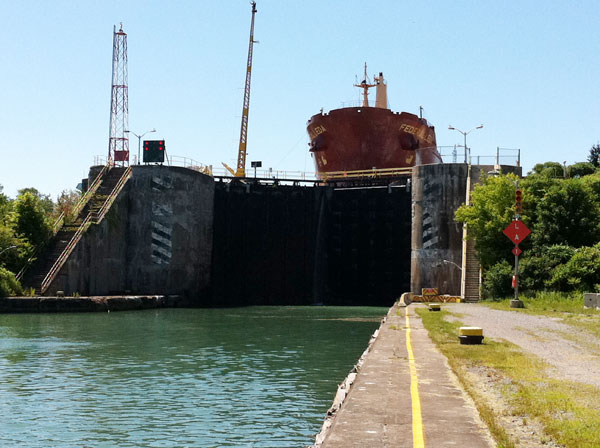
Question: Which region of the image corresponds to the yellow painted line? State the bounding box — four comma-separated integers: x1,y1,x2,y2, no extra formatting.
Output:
405,307,425,448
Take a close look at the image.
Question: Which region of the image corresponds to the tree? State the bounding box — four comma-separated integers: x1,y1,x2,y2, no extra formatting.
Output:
17,187,54,216
455,173,521,269
568,162,596,178
9,192,52,250
55,189,81,221
589,144,600,168
529,161,564,178
531,179,600,248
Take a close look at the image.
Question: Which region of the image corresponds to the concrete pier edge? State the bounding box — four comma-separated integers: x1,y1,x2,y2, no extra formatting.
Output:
310,305,391,447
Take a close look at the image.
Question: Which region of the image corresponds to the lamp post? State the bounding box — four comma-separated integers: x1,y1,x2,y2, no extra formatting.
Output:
448,124,483,164
443,259,462,271
125,129,156,164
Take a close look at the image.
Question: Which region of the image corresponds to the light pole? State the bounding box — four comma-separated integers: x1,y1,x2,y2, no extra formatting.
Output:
448,124,483,164
443,259,462,271
125,129,156,164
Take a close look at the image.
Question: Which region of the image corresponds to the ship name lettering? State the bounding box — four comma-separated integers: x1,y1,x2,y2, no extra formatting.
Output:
400,124,418,135
309,125,327,140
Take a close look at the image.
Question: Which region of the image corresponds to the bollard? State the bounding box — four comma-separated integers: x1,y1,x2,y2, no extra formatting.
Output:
459,327,484,345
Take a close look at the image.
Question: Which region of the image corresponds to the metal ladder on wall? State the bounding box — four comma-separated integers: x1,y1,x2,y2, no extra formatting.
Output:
39,167,132,294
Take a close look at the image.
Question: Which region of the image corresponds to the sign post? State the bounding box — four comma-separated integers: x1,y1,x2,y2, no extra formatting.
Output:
503,184,530,307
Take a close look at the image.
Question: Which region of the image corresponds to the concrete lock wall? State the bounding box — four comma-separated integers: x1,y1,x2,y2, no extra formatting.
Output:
49,166,215,299
411,163,468,296
411,163,523,297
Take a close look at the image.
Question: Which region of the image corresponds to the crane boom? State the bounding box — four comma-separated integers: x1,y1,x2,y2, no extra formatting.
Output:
235,1,257,178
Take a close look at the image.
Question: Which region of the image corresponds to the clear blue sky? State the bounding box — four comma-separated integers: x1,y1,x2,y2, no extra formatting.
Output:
2,0,599,199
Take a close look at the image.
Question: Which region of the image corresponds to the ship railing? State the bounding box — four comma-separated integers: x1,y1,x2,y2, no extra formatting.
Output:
318,167,413,181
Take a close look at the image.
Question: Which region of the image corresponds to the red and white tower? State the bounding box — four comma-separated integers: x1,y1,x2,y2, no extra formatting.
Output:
108,24,129,165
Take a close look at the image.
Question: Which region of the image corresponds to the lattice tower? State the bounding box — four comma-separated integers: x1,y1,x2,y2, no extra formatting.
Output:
108,24,129,166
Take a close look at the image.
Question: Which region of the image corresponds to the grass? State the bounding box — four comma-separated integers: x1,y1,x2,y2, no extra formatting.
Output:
417,307,600,448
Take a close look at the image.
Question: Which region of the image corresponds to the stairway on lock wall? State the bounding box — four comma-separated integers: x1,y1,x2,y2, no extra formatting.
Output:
23,167,126,295
463,238,481,302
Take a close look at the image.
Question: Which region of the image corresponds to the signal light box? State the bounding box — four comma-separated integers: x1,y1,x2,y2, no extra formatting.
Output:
143,140,165,163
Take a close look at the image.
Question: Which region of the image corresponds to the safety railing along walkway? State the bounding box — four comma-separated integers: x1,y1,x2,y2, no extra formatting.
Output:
16,164,111,282
39,167,132,294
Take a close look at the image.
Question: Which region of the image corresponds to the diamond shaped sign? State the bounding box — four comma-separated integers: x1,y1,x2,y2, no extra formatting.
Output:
512,246,522,257
504,220,531,245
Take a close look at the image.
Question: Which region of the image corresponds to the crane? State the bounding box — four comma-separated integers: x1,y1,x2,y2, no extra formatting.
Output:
233,1,258,178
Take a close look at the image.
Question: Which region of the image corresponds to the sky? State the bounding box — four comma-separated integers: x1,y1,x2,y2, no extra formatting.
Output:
1,0,599,199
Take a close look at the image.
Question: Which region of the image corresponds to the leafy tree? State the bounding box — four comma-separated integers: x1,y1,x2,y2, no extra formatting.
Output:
589,144,600,167
531,179,600,248
0,184,11,223
55,189,81,221
568,162,596,178
9,192,52,250
455,173,521,269
17,187,54,216
529,161,564,178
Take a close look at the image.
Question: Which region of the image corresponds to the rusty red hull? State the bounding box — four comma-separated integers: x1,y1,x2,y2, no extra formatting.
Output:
307,107,441,173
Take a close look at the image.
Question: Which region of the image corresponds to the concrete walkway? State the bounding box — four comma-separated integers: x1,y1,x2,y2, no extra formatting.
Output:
317,304,494,448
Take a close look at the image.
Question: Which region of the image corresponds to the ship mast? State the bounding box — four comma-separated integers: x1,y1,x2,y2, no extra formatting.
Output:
235,1,258,178
354,62,376,107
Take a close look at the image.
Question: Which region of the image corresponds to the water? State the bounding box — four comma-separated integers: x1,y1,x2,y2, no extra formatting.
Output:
0,306,386,447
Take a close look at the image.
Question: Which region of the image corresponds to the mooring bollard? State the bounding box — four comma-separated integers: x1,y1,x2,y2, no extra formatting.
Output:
459,327,484,345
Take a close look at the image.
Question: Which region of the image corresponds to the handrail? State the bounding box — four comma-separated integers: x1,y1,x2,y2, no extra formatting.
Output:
318,167,413,181
40,213,93,294
39,166,132,294
94,167,132,224
70,164,110,219
16,164,111,282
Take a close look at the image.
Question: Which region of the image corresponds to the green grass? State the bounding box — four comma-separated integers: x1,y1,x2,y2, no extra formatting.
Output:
482,291,600,339
417,307,600,448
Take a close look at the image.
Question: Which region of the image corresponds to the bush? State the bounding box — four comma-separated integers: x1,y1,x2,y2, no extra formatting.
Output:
482,260,514,299
0,267,23,297
520,245,575,292
568,162,596,178
549,244,600,292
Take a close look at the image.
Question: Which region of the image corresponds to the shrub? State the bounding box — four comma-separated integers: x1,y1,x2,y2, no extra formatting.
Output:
482,260,514,300
0,267,23,297
568,162,596,178
520,245,575,292
549,244,600,292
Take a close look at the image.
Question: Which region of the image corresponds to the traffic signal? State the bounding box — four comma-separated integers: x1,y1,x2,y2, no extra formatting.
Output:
515,189,523,215
143,140,165,163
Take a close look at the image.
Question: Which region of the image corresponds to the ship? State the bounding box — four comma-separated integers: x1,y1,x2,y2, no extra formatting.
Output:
307,65,442,176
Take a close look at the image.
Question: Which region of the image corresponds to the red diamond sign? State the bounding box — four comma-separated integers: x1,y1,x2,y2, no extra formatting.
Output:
512,246,522,257
504,220,531,245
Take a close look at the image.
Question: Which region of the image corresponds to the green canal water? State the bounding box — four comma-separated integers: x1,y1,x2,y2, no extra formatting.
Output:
0,306,387,447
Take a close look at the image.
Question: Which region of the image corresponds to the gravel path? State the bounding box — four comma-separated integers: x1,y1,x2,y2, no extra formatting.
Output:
444,304,600,388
